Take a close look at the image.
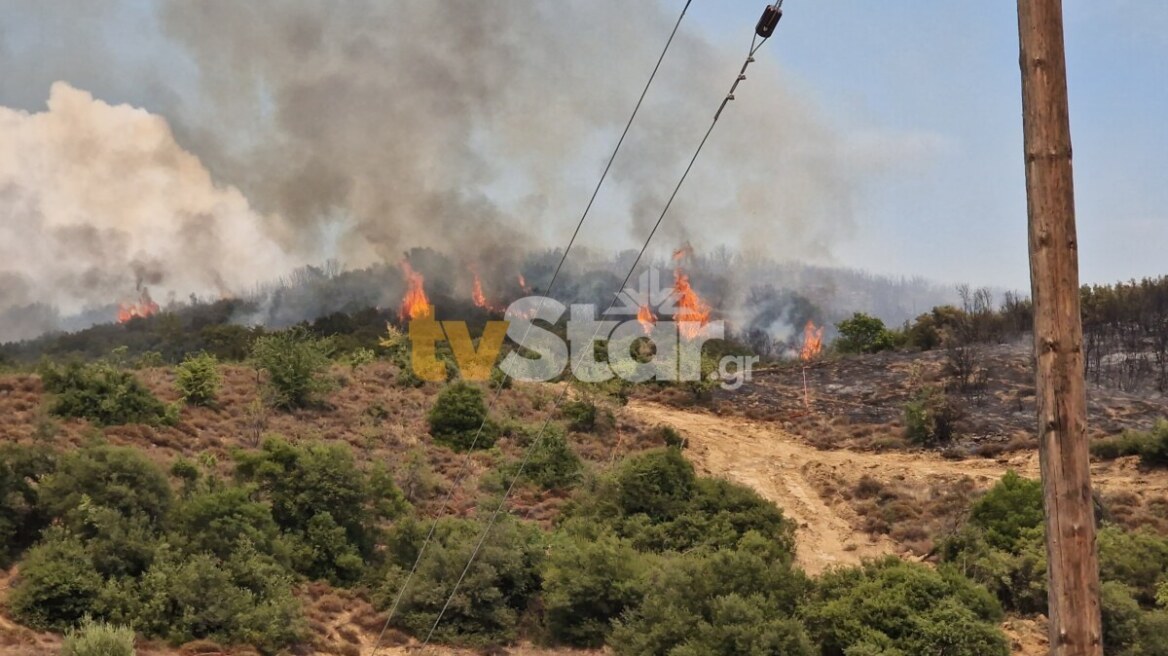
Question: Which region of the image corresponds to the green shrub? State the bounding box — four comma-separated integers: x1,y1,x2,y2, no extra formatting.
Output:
428,381,495,451
1091,421,1168,467
39,362,173,426
9,530,103,631
0,443,55,566
805,557,1006,656
103,543,305,653
613,448,695,522
940,525,1048,614
511,426,582,490
40,444,173,528
60,616,135,656
175,352,221,406
251,327,335,409
968,471,1044,552
1098,526,1168,605
835,312,896,354
377,516,545,646
542,533,646,647
566,450,796,558
234,436,407,583
561,400,597,432
903,386,958,445
170,486,281,560
610,535,811,656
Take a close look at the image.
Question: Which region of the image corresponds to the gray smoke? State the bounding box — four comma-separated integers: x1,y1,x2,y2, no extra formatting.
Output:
0,0,866,341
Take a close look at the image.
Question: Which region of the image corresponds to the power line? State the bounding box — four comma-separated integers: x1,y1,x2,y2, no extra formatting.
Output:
421,10,784,645
367,3,694,653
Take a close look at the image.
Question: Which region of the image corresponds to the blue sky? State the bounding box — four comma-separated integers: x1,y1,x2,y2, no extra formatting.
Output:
690,1,1167,288
1,0,1164,291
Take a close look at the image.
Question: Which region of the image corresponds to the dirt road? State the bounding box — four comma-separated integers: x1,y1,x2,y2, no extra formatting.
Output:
625,400,1160,576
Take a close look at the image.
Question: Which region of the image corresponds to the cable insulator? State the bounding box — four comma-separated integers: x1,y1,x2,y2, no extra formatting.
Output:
756,5,783,38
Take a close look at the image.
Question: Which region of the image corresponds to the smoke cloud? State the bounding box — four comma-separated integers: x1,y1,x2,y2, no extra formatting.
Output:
0,1,874,341
0,82,299,341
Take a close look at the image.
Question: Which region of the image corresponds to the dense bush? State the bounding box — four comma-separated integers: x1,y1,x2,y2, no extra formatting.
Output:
9,530,105,630
561,400,598,432
39,362,174,426
567,449,796,557
251,327,335,409
610,534,812,656
835,312,897,354
0,444,55,566
60,616,135,656
510,425,583,490
968,470,1044,551
234,436,408,584
1090,421,1168,467
805,557,1007,656
903,385,958,445
103,544,305,652
40,444,173,528
542,533,646,647
428,381,495,450
377,516,545,646
175,352,221,406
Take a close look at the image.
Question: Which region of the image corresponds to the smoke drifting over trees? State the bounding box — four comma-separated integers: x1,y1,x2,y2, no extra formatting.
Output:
0,1,900,341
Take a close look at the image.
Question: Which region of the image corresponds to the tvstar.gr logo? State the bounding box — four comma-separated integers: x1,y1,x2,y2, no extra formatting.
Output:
407,268,757,390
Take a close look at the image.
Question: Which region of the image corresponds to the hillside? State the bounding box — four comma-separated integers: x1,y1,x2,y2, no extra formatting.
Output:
1,341,1167,655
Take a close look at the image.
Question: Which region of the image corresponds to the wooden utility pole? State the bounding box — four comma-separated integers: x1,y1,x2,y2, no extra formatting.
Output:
1016,1,1102,654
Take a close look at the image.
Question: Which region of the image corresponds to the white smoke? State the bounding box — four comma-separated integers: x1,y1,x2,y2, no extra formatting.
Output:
0,82,301,340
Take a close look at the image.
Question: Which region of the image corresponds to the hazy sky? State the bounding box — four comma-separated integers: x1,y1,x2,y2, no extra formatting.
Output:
694,0,1167,289
1,0,1164,292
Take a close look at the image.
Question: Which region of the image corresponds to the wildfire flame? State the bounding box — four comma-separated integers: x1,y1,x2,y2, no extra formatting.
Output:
637,304,656,334
672,269,711,340
517,273,531,293
117,289,159,323
800,320,824,361
472,272,489,309
399,261,432,320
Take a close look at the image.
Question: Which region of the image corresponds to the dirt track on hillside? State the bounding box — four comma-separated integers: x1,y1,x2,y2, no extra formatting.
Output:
625,401,1162,577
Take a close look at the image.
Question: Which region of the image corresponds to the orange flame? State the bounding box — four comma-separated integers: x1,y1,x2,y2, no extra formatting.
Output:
672,268,710,340
517,273,530,293
399,261,432,320
637,304,656,334
472,272,489,309
800,320,824,361
117,289,159,323
672,242,695,262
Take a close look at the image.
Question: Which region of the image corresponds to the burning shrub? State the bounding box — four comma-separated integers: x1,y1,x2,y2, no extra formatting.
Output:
428,381,496,451
39,361,175,426
250,327,336,409
175,352,221,406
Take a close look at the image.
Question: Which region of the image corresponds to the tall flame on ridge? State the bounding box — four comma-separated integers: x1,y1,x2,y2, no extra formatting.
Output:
117,289,160,323
800,320,824,361
672,270,711,340
399,261,432,320
472,272,489,309
637,305,656,334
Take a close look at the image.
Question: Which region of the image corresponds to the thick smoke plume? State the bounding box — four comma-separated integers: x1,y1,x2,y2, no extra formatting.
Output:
1,1,872,341
0,83,298,341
